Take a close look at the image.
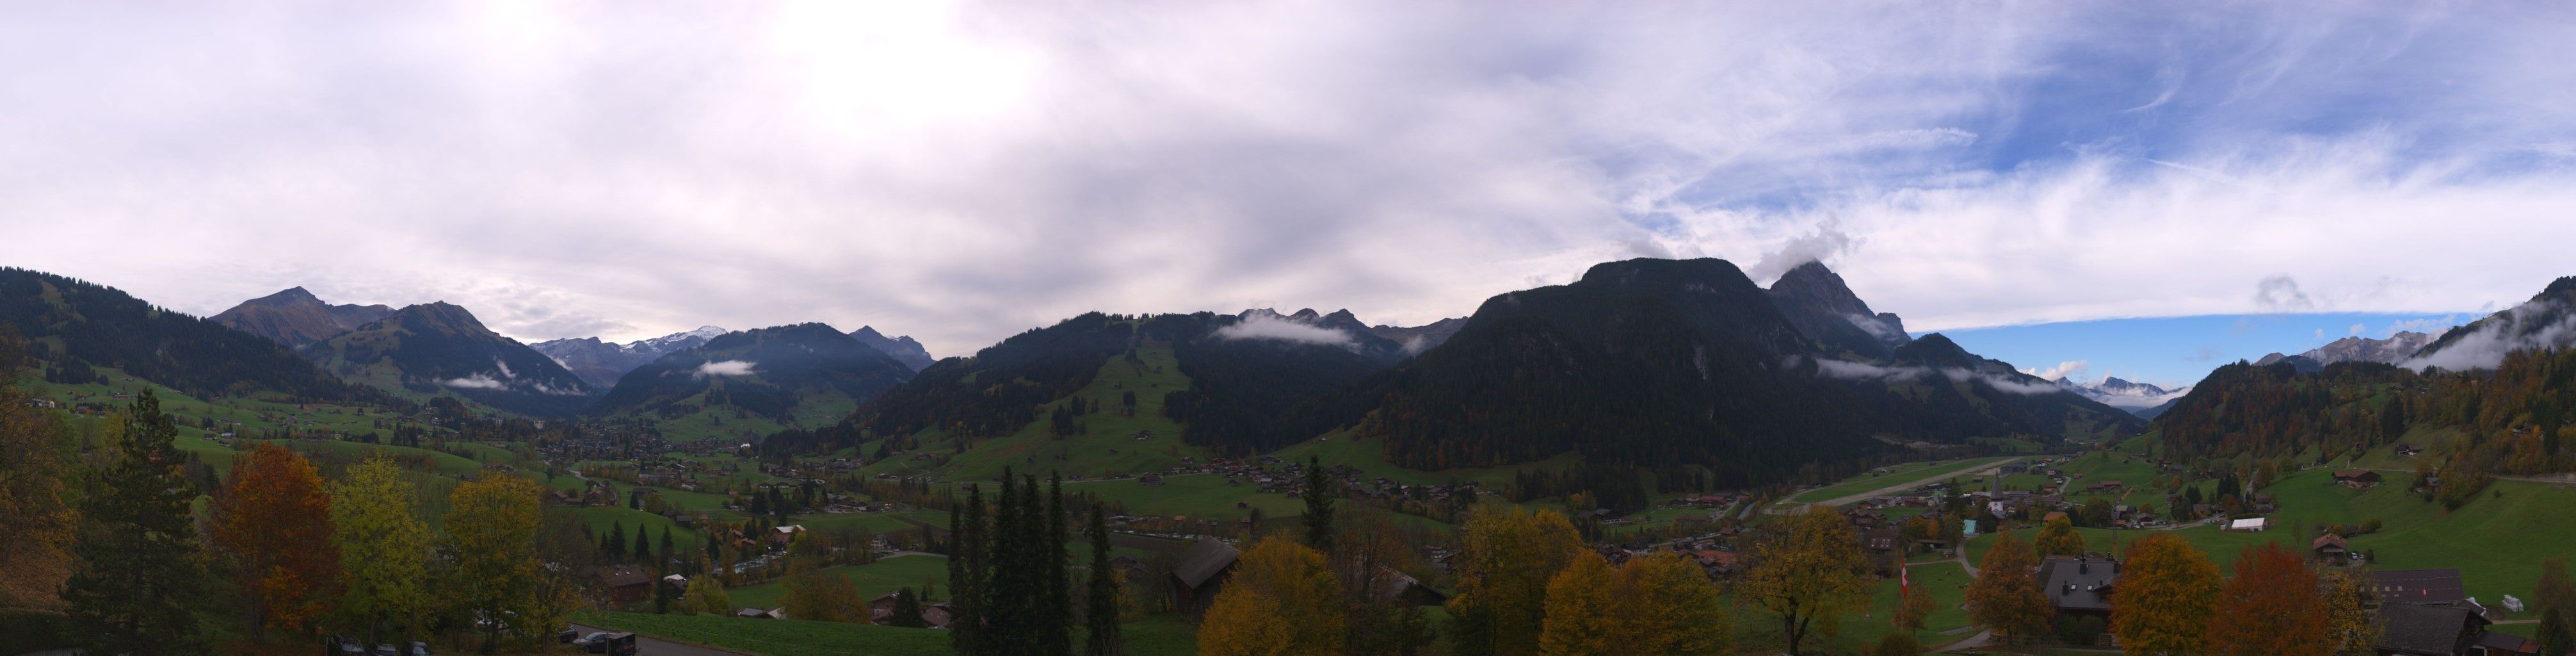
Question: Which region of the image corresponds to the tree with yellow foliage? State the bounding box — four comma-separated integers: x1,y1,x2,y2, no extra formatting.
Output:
1447,506,1586,656
2033,516,2085,556
1965,529,2051,641
1618,551,1732,655
681,575,732,616
781,570,864,623
2109,534,2220,656
331,457,433,648
443,474,545,652
1197,586,1294,656
1198,535,1342,655
1741,507,1873,655
1538,554,1620,656
2317,566,2378,656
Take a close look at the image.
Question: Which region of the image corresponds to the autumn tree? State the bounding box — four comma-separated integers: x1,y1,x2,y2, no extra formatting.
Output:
211,444,340,641
61,391,214,656
1196,586,1293,656
781,570,864,622
1446,506,1586,656
1741,506,1873,655
2109,534,2221,656
444,474,545,653
2317,566,2379,656
2205,542,2328,656
331,457,433,648
682,575,732,616
1616,552,1732,655
2033,516,2085,556
2537,557,2576,656
1965,529,2052,641
1202,535,1342,653
1538,553,1620,656
0,372,77,614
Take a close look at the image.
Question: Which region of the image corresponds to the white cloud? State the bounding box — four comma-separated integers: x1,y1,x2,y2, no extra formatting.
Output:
1214,315,1358,350
2402,303,2576,372
2,2,2573,356
1811,358,2065,396
2349,323,2367,336
696,360,757,377
442,374,508,390
2018,360,2090,381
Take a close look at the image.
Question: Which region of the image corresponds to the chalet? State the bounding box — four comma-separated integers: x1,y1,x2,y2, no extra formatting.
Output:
2335,470,2385,488
2038,556,2117,619
922,603,954,629
1860,528,1901,553
2041,511,2069,523
2372,569,2469,607
2374,602,2490,656
1373,568,1451,607
1692,550,1740,577
2397,443,2425,457
2312,534,2349,562
590,565,654,605
1171,538,1241,621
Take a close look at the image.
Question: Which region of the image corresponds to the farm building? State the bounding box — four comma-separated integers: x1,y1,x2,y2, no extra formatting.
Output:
2334,470,2384,488
2225,517,2266,532
2372,569,2468,607
1171,538,1241,621
2038,555,2118,620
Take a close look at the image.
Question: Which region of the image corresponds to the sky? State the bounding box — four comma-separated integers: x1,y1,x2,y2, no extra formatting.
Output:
5,2,2576,384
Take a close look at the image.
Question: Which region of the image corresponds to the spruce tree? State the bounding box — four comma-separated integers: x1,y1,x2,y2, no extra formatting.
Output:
659,526,674,563
1042,473,1072,656
1302,456,1336,554
636,523,652,563
989,473,1027,652
951,485,988,656
63,390,213,656
609,520,627,561
1084,503,1125,656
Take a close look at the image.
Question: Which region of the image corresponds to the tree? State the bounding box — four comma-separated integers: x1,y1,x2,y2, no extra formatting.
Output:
1618,551,1732,655
2033,516,2085,556
1196,586,1294,656
2317,566,2379,656
1538,553,1620,656
1446,506,1586,656
1301,456,1335,554
781,570,864,622
2109,534,2221,656
1873,633,1924,656
61,391,213,656
211,443,341,641
330,456,433,648
443,474,545,653
1221,534,1343,653
1965,529,2051,641
2537,557,2576,656
2205,542,2328,656
887,587,929,627
0,373,78,614
1740,507,1873,655
951,484,988,655
1085,504,1125,656
682,574,732,616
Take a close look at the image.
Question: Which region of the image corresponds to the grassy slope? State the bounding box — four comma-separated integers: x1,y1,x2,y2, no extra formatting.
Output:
725,555,951,610
1789,456,2021,504
863,343,1214,482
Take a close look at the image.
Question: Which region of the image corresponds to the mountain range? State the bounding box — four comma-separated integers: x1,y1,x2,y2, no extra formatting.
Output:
302,302,599,416
210,287,394,349
2252,331,2439,372
2054,376,2191,418
531,326,729,389
590,323,914,429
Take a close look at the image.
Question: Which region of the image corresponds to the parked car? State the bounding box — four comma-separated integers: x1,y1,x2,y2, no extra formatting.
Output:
558,628,580,644
572,632,609,651
578,632,636,656
373,641,430,656
323,635,368,656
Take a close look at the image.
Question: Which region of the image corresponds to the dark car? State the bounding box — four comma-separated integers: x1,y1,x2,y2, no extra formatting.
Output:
580,633,637,656
372,641,430,656
323,635,368,656
558,628,580,644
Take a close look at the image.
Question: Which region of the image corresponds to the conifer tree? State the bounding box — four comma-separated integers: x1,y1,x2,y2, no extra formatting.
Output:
887,587,928,627
1302,456,1335,554
1043,473,1072,656
1085,504,1124,656
988,473,1027,651
950,485,988,655
635,523,652,564
63,390,213,656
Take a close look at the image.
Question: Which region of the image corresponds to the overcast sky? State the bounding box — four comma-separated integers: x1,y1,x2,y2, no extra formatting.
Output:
7,2,2576,360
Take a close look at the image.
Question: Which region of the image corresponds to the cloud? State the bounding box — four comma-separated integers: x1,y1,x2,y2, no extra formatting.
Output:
1215,314,1358,350
2386,316,2460,336
3,2,2573,356
1746,220,1860,284
2018,359,2091,381
2401,302,2576,372
696,360,757,377
2255,275,2315,312
2349,323,2367,336
1809,358,2065,395
442,374,507,390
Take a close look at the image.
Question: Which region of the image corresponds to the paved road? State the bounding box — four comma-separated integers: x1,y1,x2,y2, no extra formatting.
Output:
570,625,747,656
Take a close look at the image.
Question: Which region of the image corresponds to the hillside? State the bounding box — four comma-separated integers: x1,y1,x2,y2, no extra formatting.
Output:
0,268,384,404
303,302,595,415
848,326,936,371
1333,258,2141,486
209,286,394,349
588,323,914,440
531,326,727,389
2411,276,2576,371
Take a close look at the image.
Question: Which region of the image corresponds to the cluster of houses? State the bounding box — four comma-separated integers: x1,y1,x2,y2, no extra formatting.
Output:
2029,553,2535,655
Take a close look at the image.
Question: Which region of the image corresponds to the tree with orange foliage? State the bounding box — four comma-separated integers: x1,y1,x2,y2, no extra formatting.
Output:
2205,542,2330,656
212,443,341,641
2110,534,2221,655
1964,529,2051,641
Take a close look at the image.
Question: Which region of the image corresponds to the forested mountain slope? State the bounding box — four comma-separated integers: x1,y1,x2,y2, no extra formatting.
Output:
0,268,385,404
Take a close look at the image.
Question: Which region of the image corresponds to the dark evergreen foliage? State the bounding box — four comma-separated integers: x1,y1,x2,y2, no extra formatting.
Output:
1083,503,1124,656
0,268,385,404
61,390,214,656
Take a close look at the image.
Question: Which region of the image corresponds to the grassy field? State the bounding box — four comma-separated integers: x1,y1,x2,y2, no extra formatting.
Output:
1271,428,1583,489
577,608,1200,656
1789,456,2021,504
1965,465,2576,615
1070,472,1305,520
726,555,951,609
1726,561,1976,653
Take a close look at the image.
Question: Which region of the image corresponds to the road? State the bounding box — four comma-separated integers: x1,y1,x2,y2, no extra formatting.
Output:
1774,458,2024,514
570,625,748,656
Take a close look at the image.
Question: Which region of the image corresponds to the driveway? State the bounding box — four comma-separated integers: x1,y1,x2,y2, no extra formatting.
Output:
569,625,748,656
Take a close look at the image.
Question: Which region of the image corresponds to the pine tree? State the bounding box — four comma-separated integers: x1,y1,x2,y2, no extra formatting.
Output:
951,485,988,656
1043,473,1072,656
988,473,1026,652
62,390,213,656
887,587,928,627
635,523,652,564
1302,456,1335,554
1084,504,1125,656
659,525,674,563
608,520,627,560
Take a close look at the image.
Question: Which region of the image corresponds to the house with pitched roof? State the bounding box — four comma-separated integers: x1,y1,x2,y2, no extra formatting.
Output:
1171,538,1241,621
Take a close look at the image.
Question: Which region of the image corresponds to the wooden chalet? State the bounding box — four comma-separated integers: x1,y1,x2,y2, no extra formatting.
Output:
1171,538,1241,621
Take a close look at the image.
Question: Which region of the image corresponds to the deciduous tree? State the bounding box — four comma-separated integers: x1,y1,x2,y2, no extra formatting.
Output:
1446,506,1585,656
1741,506,1873,655
781,570,864,622
1196,586,1293,656
211,443,340,641
1223,534,1344,653
330,457,433,648
2317,566,2379,656
681,575,731,616
443,474,545,653
2109,534,2220,656
1965,529,2052,641
2536,557,2576,656
1619,551,1732,655
2033,516,2085,556
2205,542,2328,656
0,374,78,614
1537,553,1619,656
